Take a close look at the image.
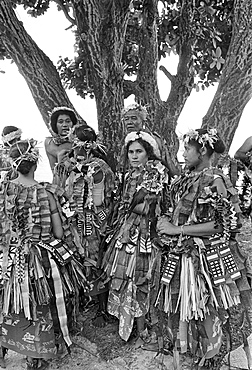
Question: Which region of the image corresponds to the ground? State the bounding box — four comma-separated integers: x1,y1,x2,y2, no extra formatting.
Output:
2,218,252,370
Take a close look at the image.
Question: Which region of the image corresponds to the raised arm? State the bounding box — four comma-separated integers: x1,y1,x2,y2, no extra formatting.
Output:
234,136,252,164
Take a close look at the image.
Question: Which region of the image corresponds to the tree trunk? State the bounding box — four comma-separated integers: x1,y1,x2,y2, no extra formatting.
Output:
202,0,252,152
135,0,195,164
73,0,131,170
0,0,76,128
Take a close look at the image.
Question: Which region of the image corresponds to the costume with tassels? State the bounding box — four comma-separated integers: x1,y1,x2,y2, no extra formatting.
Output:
103,158,169,341
62,142,115,298
156,166,252,363
0,177,88,360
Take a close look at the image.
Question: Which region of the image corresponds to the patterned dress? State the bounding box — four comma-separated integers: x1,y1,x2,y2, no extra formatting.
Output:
157,167,252,360
103,160,169,341
0,182,86,359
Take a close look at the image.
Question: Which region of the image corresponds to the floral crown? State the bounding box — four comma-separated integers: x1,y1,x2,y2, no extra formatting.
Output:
2,128,22,145
182,128,219,149
125,131,160,157
122,103,148,120
10,139,40,169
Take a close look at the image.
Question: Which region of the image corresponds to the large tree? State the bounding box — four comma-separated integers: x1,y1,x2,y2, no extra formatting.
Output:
0,0,251,167
202,0,252,148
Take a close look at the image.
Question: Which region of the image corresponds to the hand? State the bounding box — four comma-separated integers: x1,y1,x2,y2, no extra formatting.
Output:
157,217,180,235
57,149,70,164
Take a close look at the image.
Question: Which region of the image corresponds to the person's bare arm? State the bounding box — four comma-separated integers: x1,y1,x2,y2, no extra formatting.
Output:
44,138,57,172
234,136,252,163
47,191,63,239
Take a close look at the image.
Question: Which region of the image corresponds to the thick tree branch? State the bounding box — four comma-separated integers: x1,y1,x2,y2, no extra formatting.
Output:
52,0,76,25
0,0,79,126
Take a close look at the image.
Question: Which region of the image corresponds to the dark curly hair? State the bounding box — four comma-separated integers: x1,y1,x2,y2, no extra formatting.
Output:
125,137,158,161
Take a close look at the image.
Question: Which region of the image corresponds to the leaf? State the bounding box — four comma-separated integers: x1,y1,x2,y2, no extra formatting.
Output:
216,46,222,58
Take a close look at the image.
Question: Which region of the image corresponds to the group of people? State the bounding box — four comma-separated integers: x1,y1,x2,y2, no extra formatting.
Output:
0,105,251,370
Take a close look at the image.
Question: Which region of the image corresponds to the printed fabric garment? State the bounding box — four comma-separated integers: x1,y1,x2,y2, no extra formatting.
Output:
0,181,87,359
156,167,252,361
64,156,115,296
103,160,169,341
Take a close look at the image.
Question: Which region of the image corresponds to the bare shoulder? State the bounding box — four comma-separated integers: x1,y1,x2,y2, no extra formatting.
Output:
44,137,54,150
237,136,252,152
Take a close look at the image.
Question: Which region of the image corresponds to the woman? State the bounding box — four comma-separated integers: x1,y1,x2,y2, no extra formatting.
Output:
58,124,115,327
0,139,83,370
103,131,169,343
157,128,252,367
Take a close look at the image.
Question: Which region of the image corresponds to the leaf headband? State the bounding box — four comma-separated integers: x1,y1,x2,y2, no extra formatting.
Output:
125,131,160,157
10,139,40,169
2,128,22,145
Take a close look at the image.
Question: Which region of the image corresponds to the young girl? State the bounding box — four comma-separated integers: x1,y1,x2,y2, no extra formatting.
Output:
0,139,84,369
157,128,252,367
103,131,169,344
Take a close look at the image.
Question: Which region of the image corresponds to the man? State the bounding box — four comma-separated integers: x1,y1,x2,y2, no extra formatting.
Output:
121,103,181,177
44,106,78,172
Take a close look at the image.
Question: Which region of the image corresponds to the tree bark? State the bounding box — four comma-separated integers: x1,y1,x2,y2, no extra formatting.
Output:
202,0,252,152
0,0,77,128
135,0,195,163
72,0,132,170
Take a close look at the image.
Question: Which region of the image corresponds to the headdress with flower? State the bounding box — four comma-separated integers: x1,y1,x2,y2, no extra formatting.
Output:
9,139,40,169
181,128,219,149
122,103,148,121
70,125,107,158
2,128,22,146
125,131,160,158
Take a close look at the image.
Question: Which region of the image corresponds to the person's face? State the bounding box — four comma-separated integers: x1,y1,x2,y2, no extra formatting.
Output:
183,143,201,169
56,114,73,136
128,141,148,168
123,110,144,132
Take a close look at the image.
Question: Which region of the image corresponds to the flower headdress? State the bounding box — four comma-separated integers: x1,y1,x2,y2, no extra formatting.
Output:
70,129,107,157
182,128,219,149
2,128,22,146
125,131,160,157
10,139,40,169
122,103,148,120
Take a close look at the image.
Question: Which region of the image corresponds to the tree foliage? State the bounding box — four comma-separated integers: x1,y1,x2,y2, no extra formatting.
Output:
2,1,234,99
2,0,252,167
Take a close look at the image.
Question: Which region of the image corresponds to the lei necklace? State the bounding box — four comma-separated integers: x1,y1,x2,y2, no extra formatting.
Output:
136,160,168,194
52,134,70,145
